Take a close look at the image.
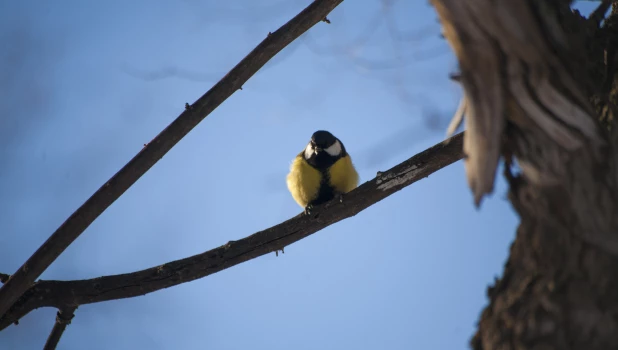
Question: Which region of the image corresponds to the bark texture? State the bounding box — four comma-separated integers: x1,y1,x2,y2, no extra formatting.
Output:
431,1,618,349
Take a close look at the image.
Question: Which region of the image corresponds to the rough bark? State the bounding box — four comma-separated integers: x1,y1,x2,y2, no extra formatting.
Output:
431,1,618,349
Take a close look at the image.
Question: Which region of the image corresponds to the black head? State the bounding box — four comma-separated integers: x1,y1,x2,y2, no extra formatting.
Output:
303,130,346,169
310,130,337,150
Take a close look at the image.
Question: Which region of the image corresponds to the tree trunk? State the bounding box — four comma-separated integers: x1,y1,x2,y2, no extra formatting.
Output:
431,1,618,349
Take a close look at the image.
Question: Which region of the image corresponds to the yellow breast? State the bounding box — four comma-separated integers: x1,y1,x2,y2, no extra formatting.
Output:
328,155,359,194
286,153,359,208
286,154,323,208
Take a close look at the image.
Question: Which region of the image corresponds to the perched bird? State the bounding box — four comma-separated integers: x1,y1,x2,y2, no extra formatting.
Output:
286,130,359,213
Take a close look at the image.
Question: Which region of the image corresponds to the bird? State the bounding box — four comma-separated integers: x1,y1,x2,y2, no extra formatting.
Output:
286,130,359,214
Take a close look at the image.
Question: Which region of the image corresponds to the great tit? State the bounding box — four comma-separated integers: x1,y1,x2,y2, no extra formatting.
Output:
286,130,359,213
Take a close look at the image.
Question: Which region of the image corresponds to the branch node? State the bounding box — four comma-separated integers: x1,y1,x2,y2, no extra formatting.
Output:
44,307,76,350
56,309,75,325
322,17,331,24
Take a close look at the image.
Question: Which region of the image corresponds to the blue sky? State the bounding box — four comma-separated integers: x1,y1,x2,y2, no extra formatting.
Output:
0,1,599,349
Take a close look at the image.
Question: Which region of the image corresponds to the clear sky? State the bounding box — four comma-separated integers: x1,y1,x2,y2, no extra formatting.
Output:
0,1,599,349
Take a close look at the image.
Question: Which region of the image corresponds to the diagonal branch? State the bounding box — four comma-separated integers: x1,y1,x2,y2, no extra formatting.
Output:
0,0,344,320
43,307,76,350
0,132,464,330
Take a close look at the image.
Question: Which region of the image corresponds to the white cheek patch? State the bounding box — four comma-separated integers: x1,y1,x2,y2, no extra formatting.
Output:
325,140,342,156
304,143,314,159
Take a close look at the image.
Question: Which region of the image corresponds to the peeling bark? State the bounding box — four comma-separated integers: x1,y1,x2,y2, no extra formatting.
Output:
431,1,618,349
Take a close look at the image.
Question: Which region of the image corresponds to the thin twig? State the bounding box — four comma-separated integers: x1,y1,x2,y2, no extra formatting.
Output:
0,133,465,329
43,307,76,350
446,97,466,138
0,0,344,320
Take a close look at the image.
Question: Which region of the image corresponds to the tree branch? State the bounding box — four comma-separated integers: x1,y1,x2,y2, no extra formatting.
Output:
0,0,344,320
0,132,465,330
43,307,76,350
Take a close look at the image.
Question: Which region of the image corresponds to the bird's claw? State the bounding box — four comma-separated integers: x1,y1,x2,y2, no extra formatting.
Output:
338,193,344,203
275,247,285,257
304,205,313,215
